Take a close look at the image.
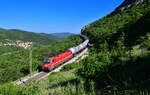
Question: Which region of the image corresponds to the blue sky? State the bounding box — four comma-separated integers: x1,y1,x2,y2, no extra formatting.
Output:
0,0,124,34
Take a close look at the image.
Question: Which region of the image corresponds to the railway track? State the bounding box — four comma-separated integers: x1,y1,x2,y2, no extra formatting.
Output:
16,48,88,85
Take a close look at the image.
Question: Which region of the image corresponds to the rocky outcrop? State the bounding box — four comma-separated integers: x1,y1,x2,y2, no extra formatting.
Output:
111,0,147,15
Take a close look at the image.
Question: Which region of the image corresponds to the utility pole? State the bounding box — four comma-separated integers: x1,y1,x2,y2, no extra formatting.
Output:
29,42,32,77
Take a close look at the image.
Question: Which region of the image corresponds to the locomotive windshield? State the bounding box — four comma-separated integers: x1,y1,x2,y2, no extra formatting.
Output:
43,58,51,64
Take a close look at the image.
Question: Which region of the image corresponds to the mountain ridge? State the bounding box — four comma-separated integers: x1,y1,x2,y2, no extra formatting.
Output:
51,32,74,40
0,28,57,45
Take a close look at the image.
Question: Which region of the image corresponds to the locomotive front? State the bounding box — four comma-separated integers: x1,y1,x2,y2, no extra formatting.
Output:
42,57,52,71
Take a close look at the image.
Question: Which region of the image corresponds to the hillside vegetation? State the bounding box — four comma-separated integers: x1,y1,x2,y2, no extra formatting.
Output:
79,0,150,94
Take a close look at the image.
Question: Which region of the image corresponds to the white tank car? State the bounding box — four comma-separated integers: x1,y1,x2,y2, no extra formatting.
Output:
69,39,89,54
69,34,89,54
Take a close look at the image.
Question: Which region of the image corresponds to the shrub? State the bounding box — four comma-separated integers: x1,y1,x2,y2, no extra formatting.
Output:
61,62,79,71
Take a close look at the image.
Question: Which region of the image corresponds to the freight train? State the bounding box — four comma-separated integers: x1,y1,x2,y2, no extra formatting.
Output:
42,34,89,71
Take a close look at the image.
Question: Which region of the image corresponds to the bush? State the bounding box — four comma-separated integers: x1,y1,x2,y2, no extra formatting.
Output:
0,82,39,95
78,53,111,79
61,62,79,71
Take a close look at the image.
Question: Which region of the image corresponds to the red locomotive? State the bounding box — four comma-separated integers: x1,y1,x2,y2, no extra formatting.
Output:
42,50,73,71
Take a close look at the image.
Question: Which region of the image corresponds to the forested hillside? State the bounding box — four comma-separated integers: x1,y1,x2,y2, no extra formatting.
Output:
79,0,150,94
0,28,58,55
0,28,57,45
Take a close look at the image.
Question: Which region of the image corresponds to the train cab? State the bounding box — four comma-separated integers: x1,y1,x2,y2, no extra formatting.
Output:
42,57,55,70
43,57,51,68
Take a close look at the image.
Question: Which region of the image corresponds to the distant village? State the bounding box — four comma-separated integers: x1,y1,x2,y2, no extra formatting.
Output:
1,40,32,49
